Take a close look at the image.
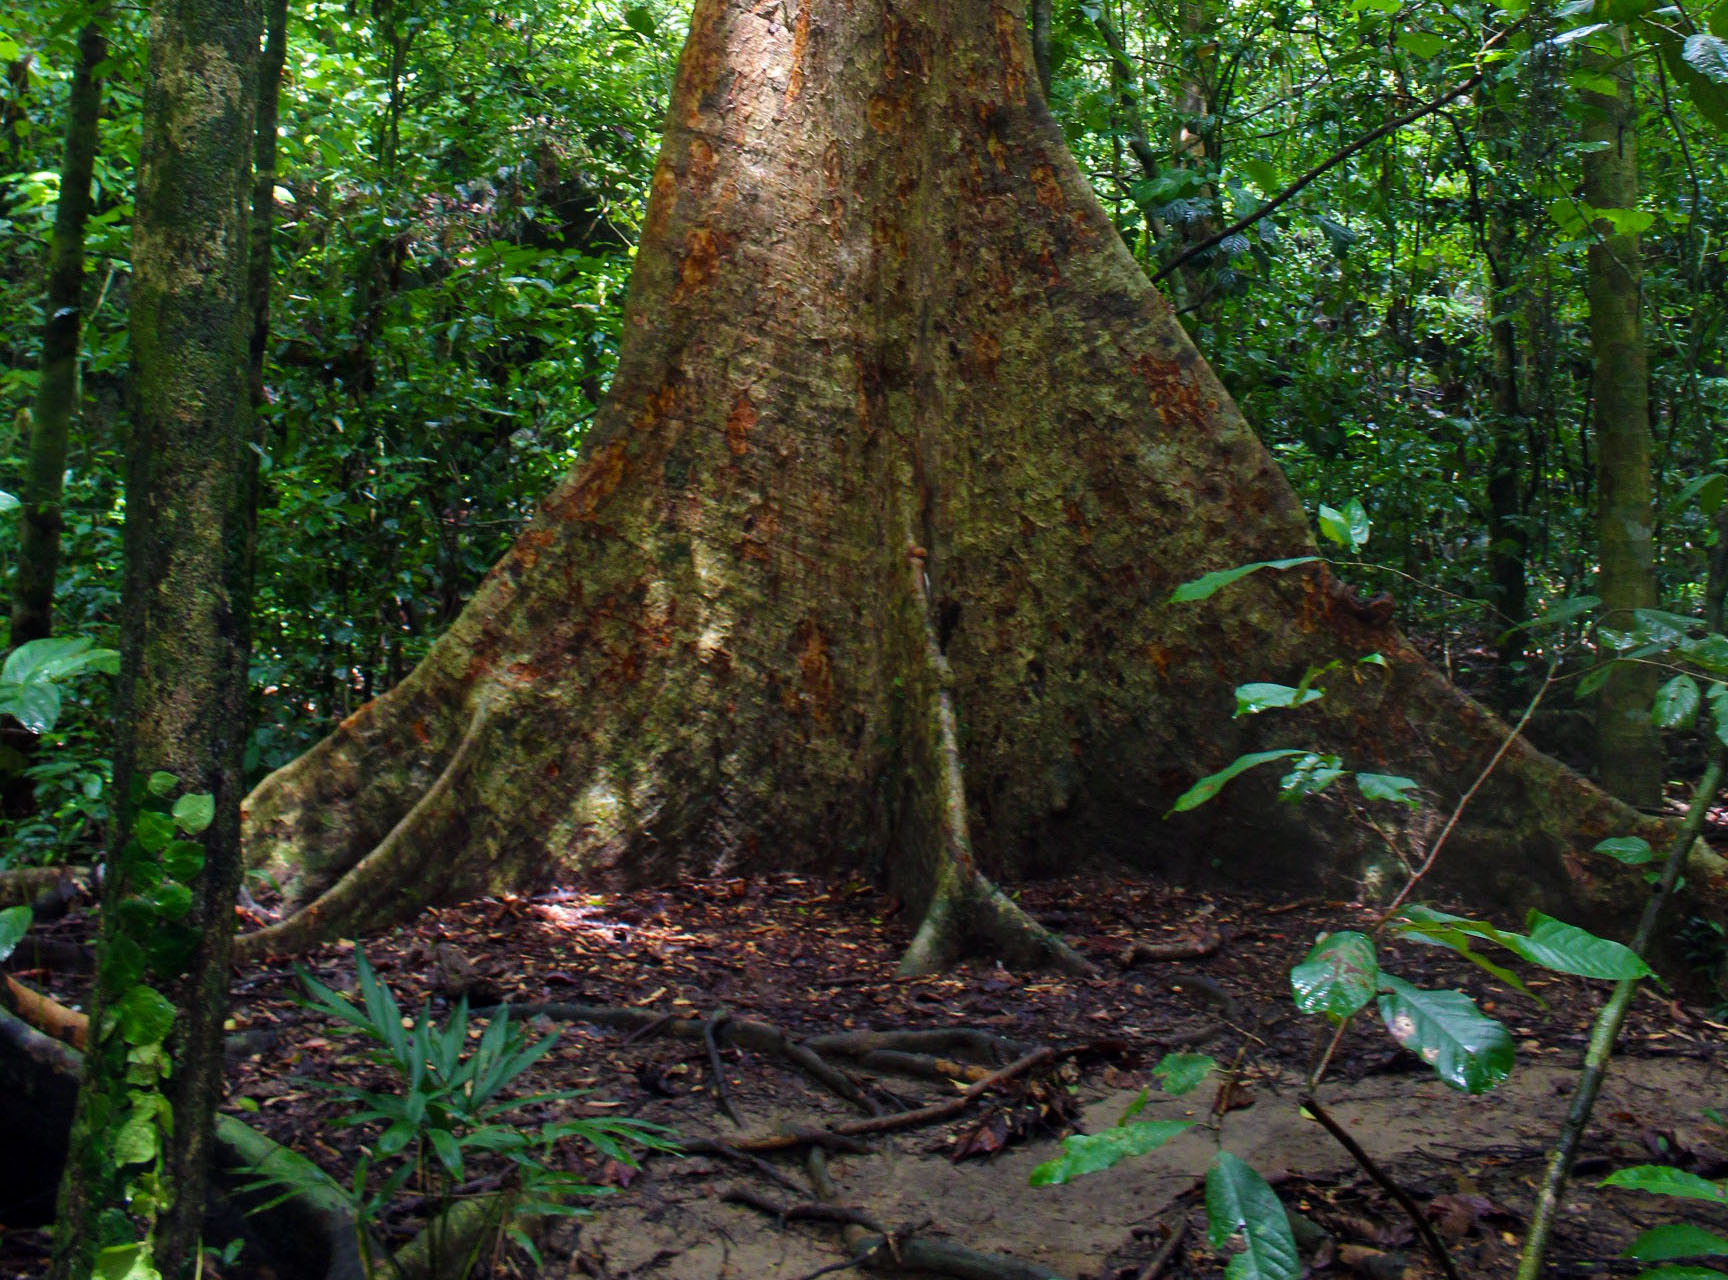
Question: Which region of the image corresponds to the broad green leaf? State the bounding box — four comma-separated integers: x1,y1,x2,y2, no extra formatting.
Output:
1169,558,1319,603
1291,931,1378,1018
1317,504,1350,548
147,771,178,797
1356,773,1419,807
134,810,174,854
1684,32,1728,83
1236,158,1282,197
1512,595,1599,636
1398,30,1445,57
1668,472,1727,516
624,5,657,35
1377,974,1513,1093
1624,1268,1728,1280
162,840,206,882
1279,752,1344,798
1508,912,1650,980
0,490,17,513
0,680,61,732
1168,750,1303,813
93,1243,161,1280
1577,662,1619,699
1151,1052,1216,1096
1652,676,1700,729
0,905,30,964
1028,1120,1193,1185
1594,836,1654,865
1234,683,1323,717
1600,1165,1728,1203
1205,1151,1301,1280
118,984,178,1046
0,636,120,684
1591,206,1655,236
152,882,194,921
1390,910,1541,1003
114,1102,161,1166
1626,1223,1728,1261
173,792,215,835
1691,637,1728,675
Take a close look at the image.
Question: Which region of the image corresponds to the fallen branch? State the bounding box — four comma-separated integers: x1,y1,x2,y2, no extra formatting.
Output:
470,1001,877,1115
1121,928,1223,967
704,1011,742,1126
805,1028,1031,1064
732,1045,1079,1153
1134,1216,1187,1280
2,973,87,1048
1299,1094,1458,1280
677,1138,810,1194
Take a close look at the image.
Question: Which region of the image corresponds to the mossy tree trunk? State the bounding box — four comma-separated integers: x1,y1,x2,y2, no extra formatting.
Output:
236,0,1706,974
51,0,261,1272
1584,38,1661,808
12,17,105,646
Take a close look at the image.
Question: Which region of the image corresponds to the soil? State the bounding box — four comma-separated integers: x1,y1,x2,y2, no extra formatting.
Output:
4,871,1726,1280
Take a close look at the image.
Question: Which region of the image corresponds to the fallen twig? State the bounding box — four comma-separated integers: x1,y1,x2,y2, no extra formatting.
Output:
1299,1094,1458,1280
677,1138,810,1194
704,1011,742,1126
1121,928,1222,967
1134,1216,1187,1280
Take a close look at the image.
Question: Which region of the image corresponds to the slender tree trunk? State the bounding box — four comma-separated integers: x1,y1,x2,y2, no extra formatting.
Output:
235,0,1697,975
1584,39,1662,807
1475,69,1529,691
50,0,260,1272
12,19,105,647
249,0,290,405
1029,0,1051,102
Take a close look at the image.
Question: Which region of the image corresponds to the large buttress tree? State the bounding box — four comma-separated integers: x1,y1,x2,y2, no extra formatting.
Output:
236,0,1695,972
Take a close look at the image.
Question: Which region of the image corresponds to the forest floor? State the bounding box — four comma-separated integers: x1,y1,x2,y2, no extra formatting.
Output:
9,869,1728,1280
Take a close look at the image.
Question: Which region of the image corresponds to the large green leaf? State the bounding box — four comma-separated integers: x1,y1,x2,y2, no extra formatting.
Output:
1028,1120,1194,1185
1151,1052,1216,1096
1205,1151,1300,1280
1684,32,1728,82
0,635,120,684
0,905,31,964
1169,558,1319,603
0,489,17,513
1601,1165,1728,1203
0,680,62,733
1290,931,1378,1018
118,984,178,1046
1168,750,1304,813
1509,912,1650,980
1355,773,1419,807
1376,974,1513,1093
1652,675,1702,729
1626,1223,1728,1261
172,791,215,835
1594,836,1655,865
1233,683,1323,717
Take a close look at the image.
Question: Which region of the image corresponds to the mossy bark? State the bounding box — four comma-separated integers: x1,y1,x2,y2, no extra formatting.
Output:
12,18,105,647
51,0,261,1273
237,0,1712,971
1584,39,1661,808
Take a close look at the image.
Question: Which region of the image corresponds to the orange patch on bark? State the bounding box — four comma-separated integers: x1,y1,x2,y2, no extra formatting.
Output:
633,382,683,432
867,92,910,136
795,621,834,724
556,438,630,521
673,227,722,301
412,718,431,746
964,331,1001,381
784,1,811,101
727,392,757,456
1142,644,1173,674
338,700,376,732
686,136,717,195
644,162,678,243
1029,163,1066,212
1133,353,1209,428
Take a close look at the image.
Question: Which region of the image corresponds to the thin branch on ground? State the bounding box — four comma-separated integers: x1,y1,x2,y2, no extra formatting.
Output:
1134,1217,1187,1280
1299,1094,1460,1280
704,1011,742,1126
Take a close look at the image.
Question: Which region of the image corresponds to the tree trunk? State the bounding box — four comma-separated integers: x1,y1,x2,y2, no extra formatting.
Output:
1584,39,1661,808
12,18,105,648
51,0,261,1272
236,0,1700,973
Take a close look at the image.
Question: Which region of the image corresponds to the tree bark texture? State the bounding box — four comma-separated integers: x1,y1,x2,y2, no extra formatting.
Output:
51,0,261,1272
1584,42,1662,808
12,19,105,648
236,0,1702,972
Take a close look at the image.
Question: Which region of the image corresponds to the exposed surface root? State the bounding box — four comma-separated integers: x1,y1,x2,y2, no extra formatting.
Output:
234,697,496,964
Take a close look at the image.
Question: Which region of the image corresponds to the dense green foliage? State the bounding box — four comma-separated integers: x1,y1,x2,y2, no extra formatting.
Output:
2,0,1726,868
